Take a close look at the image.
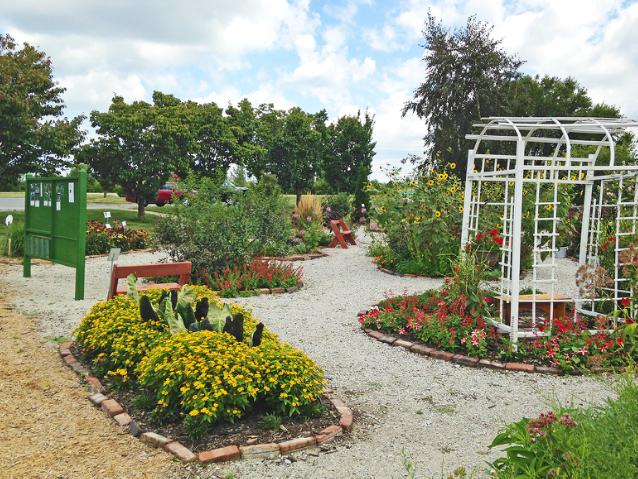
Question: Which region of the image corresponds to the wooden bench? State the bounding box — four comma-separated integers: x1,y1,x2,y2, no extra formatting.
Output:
329,219,356,249
107,261,192,299
499,293,571,322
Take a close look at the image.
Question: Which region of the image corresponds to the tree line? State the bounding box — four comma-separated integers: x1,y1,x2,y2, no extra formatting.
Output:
1,33,375,219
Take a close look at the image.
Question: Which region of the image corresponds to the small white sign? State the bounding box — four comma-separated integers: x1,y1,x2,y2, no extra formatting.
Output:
121,221,127,228
5,215,13,226
56,200,61,211
68,183,75,203
105,223,112,229
103,211,111,219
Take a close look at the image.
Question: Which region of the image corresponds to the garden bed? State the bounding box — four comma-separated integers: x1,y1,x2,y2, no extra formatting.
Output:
66,284,353,463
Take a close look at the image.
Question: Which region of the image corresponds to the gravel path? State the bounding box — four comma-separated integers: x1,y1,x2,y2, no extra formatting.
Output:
0,236,614,479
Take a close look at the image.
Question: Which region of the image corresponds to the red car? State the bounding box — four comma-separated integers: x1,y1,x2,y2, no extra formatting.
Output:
126,181,184,207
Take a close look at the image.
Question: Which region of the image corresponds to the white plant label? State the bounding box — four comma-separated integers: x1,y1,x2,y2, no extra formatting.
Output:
103,211,111,219
5,215,13,226
68,183,74,203
105,223,112,229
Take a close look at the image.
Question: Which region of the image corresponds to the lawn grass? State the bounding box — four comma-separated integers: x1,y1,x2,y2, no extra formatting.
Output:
0,208,161,257
0,191,128,204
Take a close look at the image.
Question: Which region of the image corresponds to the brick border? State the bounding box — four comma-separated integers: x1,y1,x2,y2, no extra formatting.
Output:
214,281,304,297
59,342,352,464
360,325,622,376
258,252,328,262
374,263,421,278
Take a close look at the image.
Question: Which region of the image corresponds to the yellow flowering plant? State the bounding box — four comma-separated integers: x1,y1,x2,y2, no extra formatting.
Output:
74,285,325,439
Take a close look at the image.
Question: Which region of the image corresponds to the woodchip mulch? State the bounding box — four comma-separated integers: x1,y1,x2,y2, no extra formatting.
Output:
0,292,179,479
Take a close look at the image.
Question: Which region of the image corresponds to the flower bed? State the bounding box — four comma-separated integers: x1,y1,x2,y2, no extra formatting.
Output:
74,285,326,444
207,259,303,298
86,220,150,255
359,255,637,373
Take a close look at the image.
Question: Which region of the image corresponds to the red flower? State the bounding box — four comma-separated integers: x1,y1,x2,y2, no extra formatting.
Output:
475,233,485,240
616,338,624,347
626,318,635,324
602,243,609,250
621,297,631,307
441,289,448,296
484,296,493,305
490,229,499,236
607,236,615,242
494,237,504,246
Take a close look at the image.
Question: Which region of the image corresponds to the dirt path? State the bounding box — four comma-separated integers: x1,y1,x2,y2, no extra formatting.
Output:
0,294,179,479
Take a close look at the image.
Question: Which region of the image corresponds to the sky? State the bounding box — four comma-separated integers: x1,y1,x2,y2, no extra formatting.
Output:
2,0,638,179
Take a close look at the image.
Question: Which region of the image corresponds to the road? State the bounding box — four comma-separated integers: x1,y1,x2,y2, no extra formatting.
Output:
0,197,136,211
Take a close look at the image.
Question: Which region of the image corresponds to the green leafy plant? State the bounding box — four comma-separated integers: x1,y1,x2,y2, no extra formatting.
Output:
260,413,283,430
490,373,638,478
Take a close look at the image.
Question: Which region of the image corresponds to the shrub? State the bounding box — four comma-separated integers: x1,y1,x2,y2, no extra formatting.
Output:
322,193,351,223
155,177,292,277
490,374,638,478
211,259,302,297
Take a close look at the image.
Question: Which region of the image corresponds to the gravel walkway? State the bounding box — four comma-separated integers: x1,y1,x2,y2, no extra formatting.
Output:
0,237,614,478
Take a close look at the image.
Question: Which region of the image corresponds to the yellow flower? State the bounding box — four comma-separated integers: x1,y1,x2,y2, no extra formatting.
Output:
434,211,442,218
189,409,199,416
427,180,434,186
449,186,457,194
458,206,464,212
449,162,456,169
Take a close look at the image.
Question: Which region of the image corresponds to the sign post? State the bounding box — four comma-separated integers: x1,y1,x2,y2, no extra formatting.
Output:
23,165,88,300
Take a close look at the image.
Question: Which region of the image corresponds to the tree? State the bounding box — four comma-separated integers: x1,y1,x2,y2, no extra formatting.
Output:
403,13,522,177
225,99,269,179
189,101,237,177
269,107,322,203
0,34,84,188
87,92,192,220
323,111,376,193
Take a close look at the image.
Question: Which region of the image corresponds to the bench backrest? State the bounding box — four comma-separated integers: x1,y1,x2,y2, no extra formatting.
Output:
108,261,192,298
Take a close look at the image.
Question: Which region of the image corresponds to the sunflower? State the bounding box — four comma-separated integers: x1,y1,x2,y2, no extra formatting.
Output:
434,211,442,218
449,162,457,170
449,186,457,194
458,206,464,212
427,179,434,186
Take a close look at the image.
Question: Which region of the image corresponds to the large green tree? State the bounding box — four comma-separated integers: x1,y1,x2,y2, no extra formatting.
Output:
323,111,375,193
87,92,192,220
269,107,322,203
0,34,84,189
402,13,522,176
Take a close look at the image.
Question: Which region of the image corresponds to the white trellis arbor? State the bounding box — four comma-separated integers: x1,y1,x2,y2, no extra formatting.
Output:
461,117,638,344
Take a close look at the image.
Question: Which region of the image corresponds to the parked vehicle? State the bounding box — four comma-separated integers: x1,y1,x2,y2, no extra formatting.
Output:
125,181,183,207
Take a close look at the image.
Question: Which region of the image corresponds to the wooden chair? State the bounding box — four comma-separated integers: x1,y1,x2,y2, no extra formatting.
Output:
328,219,356,249
107,261,192,299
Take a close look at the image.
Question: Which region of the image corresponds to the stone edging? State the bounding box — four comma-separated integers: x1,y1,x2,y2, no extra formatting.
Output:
259,252,328,262
360,325,621,376
375,264,421,278
59,341,352,464
85,248,155,259
213,281,304,297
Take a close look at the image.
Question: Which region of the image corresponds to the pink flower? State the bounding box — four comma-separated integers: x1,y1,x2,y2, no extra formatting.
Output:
398,328,407,336
578,347,587,356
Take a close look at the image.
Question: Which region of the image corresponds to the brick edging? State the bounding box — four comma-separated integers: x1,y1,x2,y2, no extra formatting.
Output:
258,252,328,262
214,281,304,297
85,247,154,259
359,325,621,376
59,342,352,464
374,264,421,278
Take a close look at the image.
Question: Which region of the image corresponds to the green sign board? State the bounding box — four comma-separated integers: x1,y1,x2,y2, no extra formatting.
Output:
23,167,88,300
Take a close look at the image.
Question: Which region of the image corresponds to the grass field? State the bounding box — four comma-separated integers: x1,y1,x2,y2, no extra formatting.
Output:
0,192,128,204
1,208,160,232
